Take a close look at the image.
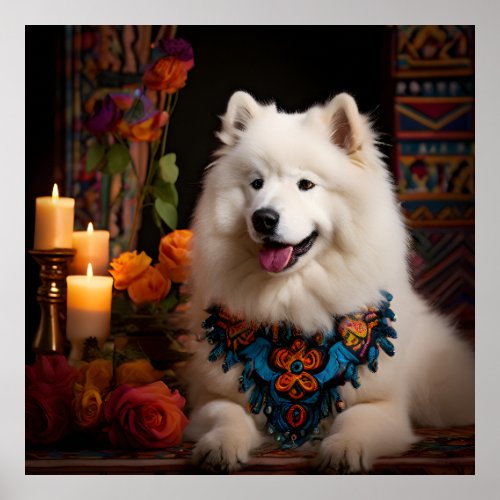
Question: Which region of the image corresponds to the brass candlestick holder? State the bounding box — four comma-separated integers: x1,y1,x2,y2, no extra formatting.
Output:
29,248,76,354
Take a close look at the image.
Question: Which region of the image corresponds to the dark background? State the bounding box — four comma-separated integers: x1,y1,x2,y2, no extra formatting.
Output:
26,26,394,359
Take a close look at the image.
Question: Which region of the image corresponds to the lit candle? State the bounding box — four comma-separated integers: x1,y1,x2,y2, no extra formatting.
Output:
70,222,110,276
66,263,113,363
34,184,75,249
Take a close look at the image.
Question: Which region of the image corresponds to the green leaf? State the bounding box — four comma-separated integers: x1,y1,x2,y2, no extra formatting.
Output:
107,143,130,175
160,292,179,313
111,295,136,315
152,204,163,230
153,177,179,206
154,198,178,229
159,153,179,183
86,144,106,173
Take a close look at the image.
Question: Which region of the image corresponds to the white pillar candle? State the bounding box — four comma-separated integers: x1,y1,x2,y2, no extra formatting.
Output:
34,184,75,249
66,263,113,363
70,222,110,276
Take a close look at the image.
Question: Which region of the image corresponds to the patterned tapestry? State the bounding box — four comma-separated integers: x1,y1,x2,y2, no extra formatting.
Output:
394,25,474,78
391,25,474,340
64,25,176,257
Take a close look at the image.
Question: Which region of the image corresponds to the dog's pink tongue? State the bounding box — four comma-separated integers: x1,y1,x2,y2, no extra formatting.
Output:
259,245,293,273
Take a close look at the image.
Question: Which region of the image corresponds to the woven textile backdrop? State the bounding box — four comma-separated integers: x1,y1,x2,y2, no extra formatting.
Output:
391,25,475,341
64,25,176,257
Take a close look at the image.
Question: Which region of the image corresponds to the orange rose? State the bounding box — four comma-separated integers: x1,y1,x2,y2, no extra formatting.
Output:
127,266,171,305
116,110,168,142
158,229,193,283
115,359,165,387
109,251,152,290
73,387,104,430
142,57,189,93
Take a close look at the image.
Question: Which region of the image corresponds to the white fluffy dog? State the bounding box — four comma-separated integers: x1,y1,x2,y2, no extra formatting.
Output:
183,91,474,473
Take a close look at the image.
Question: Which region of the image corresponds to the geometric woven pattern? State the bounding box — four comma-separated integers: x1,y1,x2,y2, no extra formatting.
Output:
395,97,474,139
409,228,474,324
391,25,475,339
394,25,474,78
400,195,474,224
398,154,474,194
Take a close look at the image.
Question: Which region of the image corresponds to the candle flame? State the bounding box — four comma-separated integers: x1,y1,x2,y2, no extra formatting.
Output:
87,263,94,280
87,222,94,234
52,183,59,202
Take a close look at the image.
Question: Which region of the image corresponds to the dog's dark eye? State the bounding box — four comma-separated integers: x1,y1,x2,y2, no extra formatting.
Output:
298,179,315,191
251,178,264,190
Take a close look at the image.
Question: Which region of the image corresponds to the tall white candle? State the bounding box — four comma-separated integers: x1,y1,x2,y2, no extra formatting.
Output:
66,263,113,363
34,184,75,249
70,223,110,276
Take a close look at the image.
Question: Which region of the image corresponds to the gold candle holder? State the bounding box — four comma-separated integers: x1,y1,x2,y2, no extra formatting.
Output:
29,249,76,354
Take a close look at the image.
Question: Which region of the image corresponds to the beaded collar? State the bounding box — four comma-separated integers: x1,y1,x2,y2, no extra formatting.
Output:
203,291,397,449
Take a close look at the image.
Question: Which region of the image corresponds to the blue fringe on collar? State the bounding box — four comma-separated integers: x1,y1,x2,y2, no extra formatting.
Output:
203,291,397,449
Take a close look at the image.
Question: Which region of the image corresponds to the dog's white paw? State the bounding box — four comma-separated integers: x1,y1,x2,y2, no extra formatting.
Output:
192,429,251,473
317,433,373,474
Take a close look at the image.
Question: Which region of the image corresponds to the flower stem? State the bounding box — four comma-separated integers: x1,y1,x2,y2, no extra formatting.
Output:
115,135,139,179
126,90,178,250
126,141,160,250
160,93,173,158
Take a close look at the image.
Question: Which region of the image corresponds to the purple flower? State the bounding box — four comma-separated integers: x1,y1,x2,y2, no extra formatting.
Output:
85,95,123,135
159,38,194,63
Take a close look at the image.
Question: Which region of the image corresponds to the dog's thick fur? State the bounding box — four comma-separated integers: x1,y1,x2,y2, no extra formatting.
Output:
182,91,474,473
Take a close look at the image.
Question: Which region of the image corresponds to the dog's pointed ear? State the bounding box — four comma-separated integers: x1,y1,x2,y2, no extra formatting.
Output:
217,91,261,146
325,93,364,154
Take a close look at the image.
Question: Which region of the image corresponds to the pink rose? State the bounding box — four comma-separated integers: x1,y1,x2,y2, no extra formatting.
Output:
104,381,188,449
25,355,78,444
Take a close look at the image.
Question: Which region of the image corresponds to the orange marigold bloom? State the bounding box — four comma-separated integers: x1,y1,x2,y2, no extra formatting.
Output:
142,57,190,93
127,266,171,305
109,251,152,290
157,229,193,283
115,359,165,387
116,110,168,142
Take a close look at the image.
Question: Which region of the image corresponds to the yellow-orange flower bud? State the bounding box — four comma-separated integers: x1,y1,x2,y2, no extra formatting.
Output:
109,251,152,290
157,229,193,283
127,266,171,305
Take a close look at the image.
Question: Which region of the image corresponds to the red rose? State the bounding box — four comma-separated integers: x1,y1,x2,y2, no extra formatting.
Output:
26,390,74,445
25,355,78,444
104,381,188,449
26,354,77,394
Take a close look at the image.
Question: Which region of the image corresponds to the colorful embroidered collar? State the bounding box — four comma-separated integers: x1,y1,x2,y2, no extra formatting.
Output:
203,291,397,449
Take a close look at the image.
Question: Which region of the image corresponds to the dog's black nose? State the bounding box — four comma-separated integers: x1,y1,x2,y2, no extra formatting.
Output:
252,208,280,235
